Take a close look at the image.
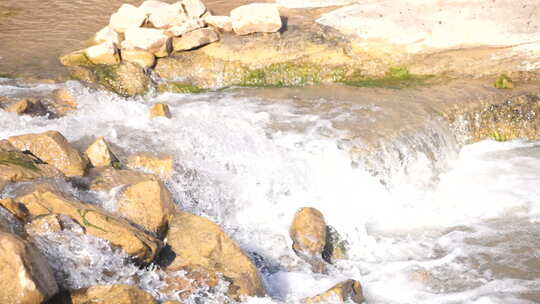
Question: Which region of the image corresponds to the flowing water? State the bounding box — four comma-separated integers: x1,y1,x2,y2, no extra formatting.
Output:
0,0,539,303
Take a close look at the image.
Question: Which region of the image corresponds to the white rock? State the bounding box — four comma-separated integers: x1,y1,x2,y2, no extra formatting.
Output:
182,0,206,18
204,15,232,32
139,0,170,15
84,42,120,65
230,3,282,35
172,27,219,51
94,26,120,45
167,18,205,36
148,2,187,28
109,4,147,33
124,27,170,57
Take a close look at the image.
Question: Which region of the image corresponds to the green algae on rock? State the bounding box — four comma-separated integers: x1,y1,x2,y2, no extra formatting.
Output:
494,74,514,90
157,82,205,94
341,67,434,89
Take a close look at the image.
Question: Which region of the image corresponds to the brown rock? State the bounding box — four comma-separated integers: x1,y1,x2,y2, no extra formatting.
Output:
167,18,205,36
6,99,30,115
172,28,219,52
302,279,364,304
230,3,282,35
121,49,156,69
149,103,172,118
7,130,88,177
15,184,161,263
88,167,159,192
69,284,157,304
85,42,121,65
116,180,177,234
166,211,266,299
52,88,78,115
0,150,43,182
158,267,219,300
127,152,174,178
0,231,59,303
0,198,29,220
25,214,85,236
290,207,327,273
85,137,118,168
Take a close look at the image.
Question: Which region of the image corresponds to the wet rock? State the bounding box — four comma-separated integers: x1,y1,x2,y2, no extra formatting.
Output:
322,225,348,263
5,99,49,117
8,130,88,177
25,214,64,235
88,167,159,192
172,28,219,51
68,284,157,304
148,2,186,29
230,3,282,35
0,198,29,221
302,279,364,304
0,147,48,182
116,180,177,235
15,184,161,263
204,15,233,32
149,103,172,118
124,27,170,58
85,137,118,168
6,99,30,115
166,211,266,299
0,231,59,303
127,152,174,178
109,4,147,33
52,88,78,115
290,207,327,273
182,0,206,18
121,49,156,69
85,42,121,65
158,267,219,300
94,25,121,45
59,50,93,67
167,18,205,36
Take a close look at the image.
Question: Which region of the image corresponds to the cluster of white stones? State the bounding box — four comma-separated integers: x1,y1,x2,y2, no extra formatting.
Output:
84,0,282,68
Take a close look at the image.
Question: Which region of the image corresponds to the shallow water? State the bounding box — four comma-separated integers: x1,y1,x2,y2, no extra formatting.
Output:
0,79,538,303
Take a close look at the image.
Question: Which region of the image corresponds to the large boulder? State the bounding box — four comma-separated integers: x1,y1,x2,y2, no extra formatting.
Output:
109,4,147,33
302,279,364,304
230,3,282,35
116,180,177,235
14,184,161,263
65,284,157,304
172,28,219,52
123,28,170,58
166,211,266,299
290,207,327,273
85,42,121,65
0,231,59,304
7,130,88,177
127,152,174,178
85,137,118,168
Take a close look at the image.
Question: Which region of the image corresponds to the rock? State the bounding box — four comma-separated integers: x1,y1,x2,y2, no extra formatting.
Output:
85,42,121,65
8,130,88,177
166,211,266,299
230,3,282,35
0,231,59,303
0,143,59,182
182,0,206,18
322,225,348,263
127,153,174,178
290,207,327,273
85,137,118,168
109,4,147,33
167,18,205,36
139,0,170,15
69,284,157,304
148,2,186,29
52,88,78,115
116,180,177,234
158,267,219,300
149,103,172,118
172,28,219,52
495,74,513,89
302,279,364,304
204,15,232,32
59,50,92,67
88,167,159,192
6,99,30,115
94,25,121,45
0,198,29,220
25,214,63,235
124,27,171,57
121,49,156,69
15,184,161,263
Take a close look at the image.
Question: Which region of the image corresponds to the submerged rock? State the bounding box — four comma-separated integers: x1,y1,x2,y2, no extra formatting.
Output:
85,137,118,168
157,267,219,300
166,211,266,299
230,3,282,35
149,103,172,118
15,184,161,263
290,207,328,273
0,231,59,304
302,279,364,304
127,152,174,178
116,180,177,235
65,284,157,304
7,130,88,177
172,27,219,52
88,167,159,192
25,214,85,236
52,88,78,115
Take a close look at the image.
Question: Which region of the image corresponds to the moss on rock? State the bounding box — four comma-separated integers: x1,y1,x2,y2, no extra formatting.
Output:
157,82,205,94
494,74,513,89
341,66,434,89
0,151,40,172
